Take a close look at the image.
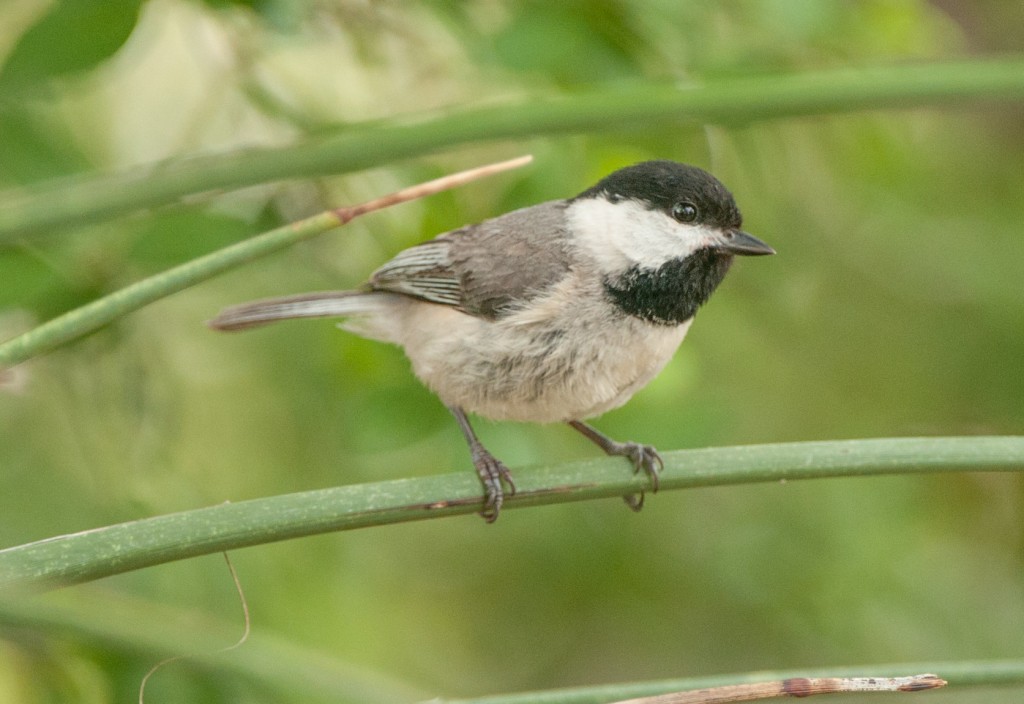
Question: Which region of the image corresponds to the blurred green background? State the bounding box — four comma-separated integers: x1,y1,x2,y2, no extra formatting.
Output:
1,1,1023,702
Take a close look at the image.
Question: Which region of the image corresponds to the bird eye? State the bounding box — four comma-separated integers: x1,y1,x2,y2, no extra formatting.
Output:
672,202,698,223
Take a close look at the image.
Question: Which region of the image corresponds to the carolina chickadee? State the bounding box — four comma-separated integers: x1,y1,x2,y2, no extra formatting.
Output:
211,160,774,521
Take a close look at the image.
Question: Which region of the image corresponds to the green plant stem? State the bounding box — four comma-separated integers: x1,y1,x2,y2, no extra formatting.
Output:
1,437,1021,592
2,57,1024,239
0,211,338,368
0,155,530,369
2,592,1019,703
438,659,1024,704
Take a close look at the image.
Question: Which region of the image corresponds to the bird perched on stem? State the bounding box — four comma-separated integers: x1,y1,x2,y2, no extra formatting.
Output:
211,160,774,521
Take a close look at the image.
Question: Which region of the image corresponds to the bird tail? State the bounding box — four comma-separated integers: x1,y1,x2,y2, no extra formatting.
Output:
209,291,375,331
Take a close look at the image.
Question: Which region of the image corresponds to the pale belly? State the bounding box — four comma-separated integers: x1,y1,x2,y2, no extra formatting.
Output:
386,299,692,423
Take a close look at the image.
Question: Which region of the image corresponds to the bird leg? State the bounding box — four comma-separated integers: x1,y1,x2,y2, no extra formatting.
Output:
448,406,517,522
567,420,663,511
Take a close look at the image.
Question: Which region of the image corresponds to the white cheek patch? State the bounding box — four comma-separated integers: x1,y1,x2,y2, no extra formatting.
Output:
566,197,715,273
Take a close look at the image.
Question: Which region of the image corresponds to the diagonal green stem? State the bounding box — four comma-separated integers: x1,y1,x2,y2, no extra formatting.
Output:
0,156,530,369
1,437,1022,592
2,57,1024,239
0,210,339,369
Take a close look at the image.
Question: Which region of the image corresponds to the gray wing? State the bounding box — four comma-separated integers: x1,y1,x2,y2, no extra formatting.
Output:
369,200,573,320
367,239,462,306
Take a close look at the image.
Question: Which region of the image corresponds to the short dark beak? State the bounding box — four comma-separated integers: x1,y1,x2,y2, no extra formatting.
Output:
718,229,775,256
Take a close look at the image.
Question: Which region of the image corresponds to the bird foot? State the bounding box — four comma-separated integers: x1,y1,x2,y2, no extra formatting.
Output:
566,421,664,511
469,443,517,523
610,441,663,511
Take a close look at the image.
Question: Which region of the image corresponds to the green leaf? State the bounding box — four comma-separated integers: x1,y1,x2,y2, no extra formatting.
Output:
0,0,145,93
0,248,57,307
0,104,91,186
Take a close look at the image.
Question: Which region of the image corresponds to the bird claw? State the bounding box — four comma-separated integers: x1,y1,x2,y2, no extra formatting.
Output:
567,421,664,512
449,406,517,523
471,444,517,523
617,442,663,512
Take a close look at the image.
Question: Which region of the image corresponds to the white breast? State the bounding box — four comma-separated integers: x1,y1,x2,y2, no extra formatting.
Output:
358,277,692,423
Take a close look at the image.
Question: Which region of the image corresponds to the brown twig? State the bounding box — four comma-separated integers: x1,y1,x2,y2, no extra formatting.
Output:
0,154,533,370
611,674,947,704
335,154,534,223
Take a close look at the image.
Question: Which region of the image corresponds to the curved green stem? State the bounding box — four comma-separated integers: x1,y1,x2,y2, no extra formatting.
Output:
2,57,1024,239
1,437,1022,592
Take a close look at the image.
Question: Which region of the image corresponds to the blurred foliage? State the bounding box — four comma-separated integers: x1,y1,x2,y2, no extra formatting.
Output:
0,1,144,95
1,1,1023,703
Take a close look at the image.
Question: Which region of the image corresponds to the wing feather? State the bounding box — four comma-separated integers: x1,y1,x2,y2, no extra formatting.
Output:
368,202,573,319
370,239,462,306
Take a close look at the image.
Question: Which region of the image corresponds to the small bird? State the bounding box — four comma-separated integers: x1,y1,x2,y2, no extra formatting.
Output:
211,160,773,521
